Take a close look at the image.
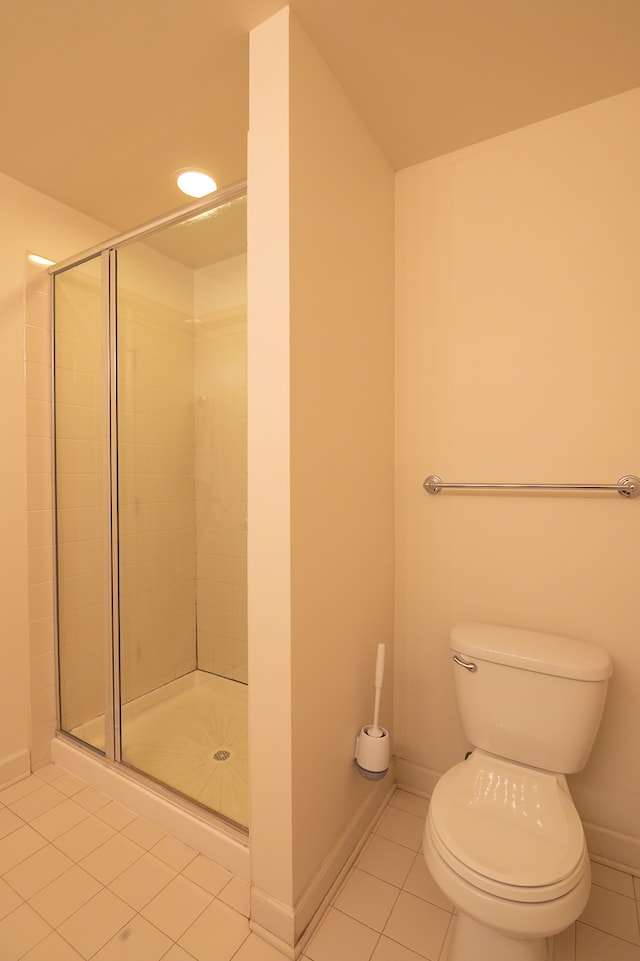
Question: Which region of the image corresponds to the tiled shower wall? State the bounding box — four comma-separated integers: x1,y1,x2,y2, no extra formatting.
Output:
117,289,198,704
194,310,247,682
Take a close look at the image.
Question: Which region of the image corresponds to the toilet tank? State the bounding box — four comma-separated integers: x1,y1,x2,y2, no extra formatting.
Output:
450,623,612,774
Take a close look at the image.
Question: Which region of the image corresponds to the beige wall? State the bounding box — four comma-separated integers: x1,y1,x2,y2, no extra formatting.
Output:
394,88,640,870
289,11,395,902
248,8,395,951
248,7,295,940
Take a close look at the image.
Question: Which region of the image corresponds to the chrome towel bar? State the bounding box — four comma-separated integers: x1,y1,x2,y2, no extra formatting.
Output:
423,474,640,499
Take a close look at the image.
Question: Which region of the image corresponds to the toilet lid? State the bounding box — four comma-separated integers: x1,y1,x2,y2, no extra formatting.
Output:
430,752,585,889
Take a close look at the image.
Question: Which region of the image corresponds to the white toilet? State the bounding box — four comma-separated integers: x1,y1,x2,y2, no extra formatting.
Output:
424,622,612,961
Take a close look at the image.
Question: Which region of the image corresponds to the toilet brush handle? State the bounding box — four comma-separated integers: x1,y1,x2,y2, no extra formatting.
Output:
375,643,385,689
370,644,386,735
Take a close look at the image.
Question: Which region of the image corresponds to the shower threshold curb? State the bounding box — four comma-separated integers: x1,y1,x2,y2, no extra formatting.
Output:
52,735,250,881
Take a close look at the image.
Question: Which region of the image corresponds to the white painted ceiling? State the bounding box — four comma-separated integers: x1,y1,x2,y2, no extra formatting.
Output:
2,0,640,264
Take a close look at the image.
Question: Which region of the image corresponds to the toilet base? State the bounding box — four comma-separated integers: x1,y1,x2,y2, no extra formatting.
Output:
445,912,550,961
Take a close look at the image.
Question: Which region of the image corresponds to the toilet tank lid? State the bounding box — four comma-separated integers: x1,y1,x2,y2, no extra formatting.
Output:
450,623,612,681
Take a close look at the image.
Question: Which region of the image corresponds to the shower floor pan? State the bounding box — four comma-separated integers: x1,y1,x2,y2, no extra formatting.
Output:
70,670,248,828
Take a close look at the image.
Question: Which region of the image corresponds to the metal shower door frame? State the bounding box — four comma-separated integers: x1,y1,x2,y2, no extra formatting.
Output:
50,178,247,765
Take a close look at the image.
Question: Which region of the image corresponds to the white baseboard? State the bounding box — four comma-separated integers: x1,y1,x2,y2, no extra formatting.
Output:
250,763,396,955
584,821,640,877
52,737,249,881
394,756,440,798
294,767,396,947
249,890,296,958
0,748,31,788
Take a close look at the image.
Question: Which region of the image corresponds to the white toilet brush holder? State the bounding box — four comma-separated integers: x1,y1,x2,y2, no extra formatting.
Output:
355,643,390,780
355,724,390,780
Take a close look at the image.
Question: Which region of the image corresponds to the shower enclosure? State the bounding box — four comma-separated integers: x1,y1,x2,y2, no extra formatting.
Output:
52,182,248,829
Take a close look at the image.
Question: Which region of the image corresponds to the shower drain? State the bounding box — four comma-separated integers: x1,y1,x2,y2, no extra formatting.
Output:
210,749,232,762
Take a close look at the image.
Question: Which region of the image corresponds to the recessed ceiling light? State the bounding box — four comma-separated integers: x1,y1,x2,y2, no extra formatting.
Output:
28,253,55,266
176,170,217,198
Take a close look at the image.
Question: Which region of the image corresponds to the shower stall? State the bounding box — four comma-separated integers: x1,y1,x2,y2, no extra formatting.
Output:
51,181,248,830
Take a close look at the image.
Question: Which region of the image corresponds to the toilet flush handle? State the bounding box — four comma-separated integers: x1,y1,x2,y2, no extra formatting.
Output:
453,654,478,673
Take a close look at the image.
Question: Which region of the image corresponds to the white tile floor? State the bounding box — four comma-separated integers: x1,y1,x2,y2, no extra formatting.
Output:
0,766,638,961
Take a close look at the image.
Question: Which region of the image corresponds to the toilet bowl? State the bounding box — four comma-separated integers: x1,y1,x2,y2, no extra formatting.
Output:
424,751,591,960
423,623,612,961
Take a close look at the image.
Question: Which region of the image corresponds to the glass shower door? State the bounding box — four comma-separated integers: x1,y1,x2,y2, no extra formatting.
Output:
115,196,249,824
53,254,112,753
52,184,249,827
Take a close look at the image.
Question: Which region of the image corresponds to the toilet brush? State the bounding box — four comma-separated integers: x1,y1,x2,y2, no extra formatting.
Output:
355,643,390,779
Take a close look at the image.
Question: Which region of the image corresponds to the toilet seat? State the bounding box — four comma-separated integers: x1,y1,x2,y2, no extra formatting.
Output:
429,751,587,903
